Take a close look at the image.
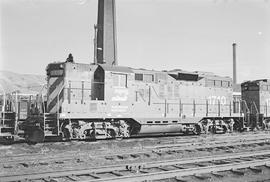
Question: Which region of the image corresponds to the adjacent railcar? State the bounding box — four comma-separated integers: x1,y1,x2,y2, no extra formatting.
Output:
0,94,16,142
25,60,244,142
0,93,43,142
241,79,270,128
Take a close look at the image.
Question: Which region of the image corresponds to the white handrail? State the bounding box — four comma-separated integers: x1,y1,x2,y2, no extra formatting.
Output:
39,84,47,114
0,85,6,126
252,101,259,114
38,84,47,132
241,100,250,114
56,84,65,135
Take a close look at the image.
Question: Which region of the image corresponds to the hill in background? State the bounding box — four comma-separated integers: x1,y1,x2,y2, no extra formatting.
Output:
0,70,46,94
0,70,242,95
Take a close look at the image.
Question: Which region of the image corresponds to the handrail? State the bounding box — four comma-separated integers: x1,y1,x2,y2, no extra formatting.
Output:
1,94,5,126
39,84,47,132
0,85,6,126
56,84,65,135
252,101,259,114
241,100,250,114
39,84,47,114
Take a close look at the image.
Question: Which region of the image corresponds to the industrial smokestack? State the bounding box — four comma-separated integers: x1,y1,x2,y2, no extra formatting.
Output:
96,0,117,66
233,43,237,85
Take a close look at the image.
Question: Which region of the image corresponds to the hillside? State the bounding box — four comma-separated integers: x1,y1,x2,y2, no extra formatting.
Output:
0,71,46,94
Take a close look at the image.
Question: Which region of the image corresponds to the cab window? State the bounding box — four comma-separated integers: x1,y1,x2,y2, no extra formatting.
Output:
112,73,127,88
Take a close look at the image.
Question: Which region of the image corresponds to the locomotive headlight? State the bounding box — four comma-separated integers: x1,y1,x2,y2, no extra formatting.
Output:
59,64,63,68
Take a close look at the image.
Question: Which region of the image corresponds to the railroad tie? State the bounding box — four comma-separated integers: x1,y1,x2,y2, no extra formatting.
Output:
143,153,151,158
157,166,170,171
196,162,209,167
130,154,141,158
231,169,245,176
111,170,124,176
175,176,188,182
105,156,114,160
20,162,29,167
43,178,58,182
126,164,146,172
193,174,211,180
172,164,186,169
117,155,128,160
230,158,244,163
89,172,101,179
249,167,262,173
211,172,224,178
66,175,81,181
254,156,267,160
211,160,229,165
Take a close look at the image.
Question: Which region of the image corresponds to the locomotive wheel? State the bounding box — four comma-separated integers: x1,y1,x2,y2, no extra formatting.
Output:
193,124,201,135
209,125,216,134
0,136,14,145
222,125,228,133
107,129,117,138
27,128,45,143
62,128,71,141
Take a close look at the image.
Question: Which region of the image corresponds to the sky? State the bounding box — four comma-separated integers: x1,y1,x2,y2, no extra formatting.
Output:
0,0,270,83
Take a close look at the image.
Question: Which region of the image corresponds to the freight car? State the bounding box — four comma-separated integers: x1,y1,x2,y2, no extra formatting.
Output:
19,60,250,143
241,79,270,129
0,94,17,142
0,93,45,143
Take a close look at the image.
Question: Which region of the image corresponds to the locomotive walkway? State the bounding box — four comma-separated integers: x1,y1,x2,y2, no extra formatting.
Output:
1,150,270,182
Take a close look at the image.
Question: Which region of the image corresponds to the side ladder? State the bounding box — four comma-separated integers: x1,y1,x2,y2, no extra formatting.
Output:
43,113,59,137
0,111,16,141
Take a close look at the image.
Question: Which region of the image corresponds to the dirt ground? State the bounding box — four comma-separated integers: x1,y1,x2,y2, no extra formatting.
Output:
1,132,270,181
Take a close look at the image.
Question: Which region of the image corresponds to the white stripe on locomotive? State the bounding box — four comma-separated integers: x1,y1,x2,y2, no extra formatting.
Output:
47,77,64,113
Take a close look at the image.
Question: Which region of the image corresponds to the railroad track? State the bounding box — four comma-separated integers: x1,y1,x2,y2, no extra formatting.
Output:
2,150,270,182
1,133,270,167
1,135,270,180
1,131,270,161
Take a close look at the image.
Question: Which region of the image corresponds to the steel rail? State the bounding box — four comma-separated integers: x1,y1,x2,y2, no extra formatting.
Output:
1,136,270,168
1,135,270,166
1,131,269,159
2,150,270,182
90,158,270,182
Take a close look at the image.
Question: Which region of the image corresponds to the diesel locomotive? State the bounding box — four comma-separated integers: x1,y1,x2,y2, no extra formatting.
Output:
3,62,270,143
18,59,248,142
